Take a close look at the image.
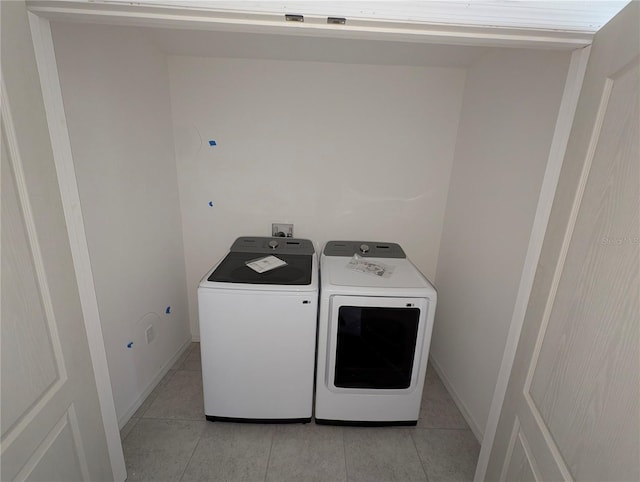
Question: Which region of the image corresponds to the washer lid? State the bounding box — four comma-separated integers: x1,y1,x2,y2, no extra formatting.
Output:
208,252,312,285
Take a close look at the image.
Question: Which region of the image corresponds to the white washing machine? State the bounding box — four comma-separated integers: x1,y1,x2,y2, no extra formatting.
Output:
315,241,437,426
198,236,318,423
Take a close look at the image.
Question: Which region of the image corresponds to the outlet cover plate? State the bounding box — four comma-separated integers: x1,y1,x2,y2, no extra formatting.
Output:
145,325,155,344
272,223,293,237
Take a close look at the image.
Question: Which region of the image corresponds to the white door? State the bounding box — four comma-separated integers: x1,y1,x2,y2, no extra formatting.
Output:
484,2,639,481
1,2,122,480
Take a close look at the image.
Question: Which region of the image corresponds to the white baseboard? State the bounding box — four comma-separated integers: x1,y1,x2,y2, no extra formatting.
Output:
118,337,193,429
428,355,484,443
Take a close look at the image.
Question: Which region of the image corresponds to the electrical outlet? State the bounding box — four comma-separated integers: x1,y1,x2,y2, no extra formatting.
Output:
145,324,155,344
272,223,294,238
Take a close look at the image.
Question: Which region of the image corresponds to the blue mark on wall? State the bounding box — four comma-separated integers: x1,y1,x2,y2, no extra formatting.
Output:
127,342,134,349
209,140,217,146
166,306,171,314
208,201,214,207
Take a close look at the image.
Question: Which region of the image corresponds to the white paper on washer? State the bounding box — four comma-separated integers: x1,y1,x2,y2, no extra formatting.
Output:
245,255,288,273
346,254,395,278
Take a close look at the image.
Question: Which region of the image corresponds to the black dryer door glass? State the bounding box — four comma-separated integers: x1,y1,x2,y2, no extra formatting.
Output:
334,306,420,389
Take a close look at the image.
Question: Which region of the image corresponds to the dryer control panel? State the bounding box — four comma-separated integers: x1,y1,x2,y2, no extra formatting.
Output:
323,241,406,258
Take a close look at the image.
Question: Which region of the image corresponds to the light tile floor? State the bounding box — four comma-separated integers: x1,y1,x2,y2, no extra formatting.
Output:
121,343,480,481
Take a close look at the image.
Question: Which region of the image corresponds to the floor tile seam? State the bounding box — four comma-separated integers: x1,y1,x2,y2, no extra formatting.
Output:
342,425,350,482
139,415,209,423
409,429,431,482
416,427,472,432
262,425,276,482
422,395,454,401
413,427,474,432
177,423,206,482
337,424,469,431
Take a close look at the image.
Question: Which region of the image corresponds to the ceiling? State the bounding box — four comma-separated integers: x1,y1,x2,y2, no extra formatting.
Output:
37,1,632,67
136,1,630,33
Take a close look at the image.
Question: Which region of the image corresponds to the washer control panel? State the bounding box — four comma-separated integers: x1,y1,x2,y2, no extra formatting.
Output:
231,236,315,255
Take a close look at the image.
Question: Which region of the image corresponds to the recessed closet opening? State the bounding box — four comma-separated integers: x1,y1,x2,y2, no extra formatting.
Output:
47,20,571,440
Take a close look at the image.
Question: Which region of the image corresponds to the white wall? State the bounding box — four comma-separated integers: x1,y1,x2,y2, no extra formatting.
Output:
51,23,191,424
431,48,571,439
168,56,466,338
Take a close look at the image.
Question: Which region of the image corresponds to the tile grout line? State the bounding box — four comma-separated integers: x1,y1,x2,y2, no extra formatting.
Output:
178,422,206,482
342,425,349,482
263,426,276,482
409,429,431,482
139,415,207,422
417,426,476,432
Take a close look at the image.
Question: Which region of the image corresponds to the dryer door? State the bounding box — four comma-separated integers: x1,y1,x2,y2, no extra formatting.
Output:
326,295,429,394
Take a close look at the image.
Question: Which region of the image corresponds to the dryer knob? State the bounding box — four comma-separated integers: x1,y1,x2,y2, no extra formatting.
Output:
268,240,279,249
359,243,370,254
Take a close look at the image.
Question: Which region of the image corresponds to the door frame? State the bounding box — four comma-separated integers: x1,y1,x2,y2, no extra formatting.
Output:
25,2,591,479
473,46,591,479
27,12,127,481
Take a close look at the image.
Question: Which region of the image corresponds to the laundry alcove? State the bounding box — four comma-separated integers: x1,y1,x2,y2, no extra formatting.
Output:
32,3,584,453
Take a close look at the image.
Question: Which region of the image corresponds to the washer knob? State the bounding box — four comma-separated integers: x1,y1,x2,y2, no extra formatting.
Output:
359,244,370,254
268,240,279,249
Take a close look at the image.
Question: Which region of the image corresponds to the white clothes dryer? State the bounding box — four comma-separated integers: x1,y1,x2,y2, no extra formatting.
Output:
198,236,318,423
315,241,437,426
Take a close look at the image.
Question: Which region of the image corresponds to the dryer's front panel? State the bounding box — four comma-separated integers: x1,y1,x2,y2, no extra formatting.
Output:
326,295,429,395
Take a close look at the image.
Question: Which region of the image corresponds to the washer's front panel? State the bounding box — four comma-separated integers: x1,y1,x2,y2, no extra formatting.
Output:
199,288,317,420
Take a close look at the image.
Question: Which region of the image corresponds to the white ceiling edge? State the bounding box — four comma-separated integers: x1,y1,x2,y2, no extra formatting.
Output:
27,0,628,49
130,1,631,32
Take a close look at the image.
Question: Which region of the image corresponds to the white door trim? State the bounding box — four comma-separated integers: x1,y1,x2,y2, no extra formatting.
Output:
474,45,591,480
27,12,126,481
